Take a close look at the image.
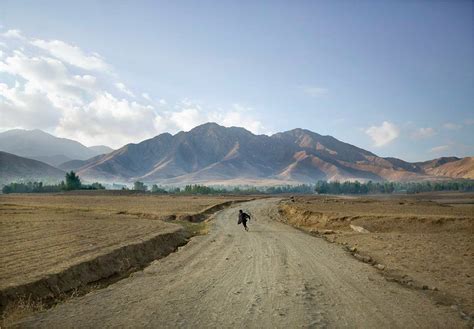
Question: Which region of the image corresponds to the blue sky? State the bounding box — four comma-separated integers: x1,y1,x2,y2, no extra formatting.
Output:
0,0,472,161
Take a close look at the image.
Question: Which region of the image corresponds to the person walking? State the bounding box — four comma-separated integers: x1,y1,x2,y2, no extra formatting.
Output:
238,209,251,231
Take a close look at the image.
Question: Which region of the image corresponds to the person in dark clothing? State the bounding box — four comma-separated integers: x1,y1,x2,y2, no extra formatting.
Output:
238,209,251,231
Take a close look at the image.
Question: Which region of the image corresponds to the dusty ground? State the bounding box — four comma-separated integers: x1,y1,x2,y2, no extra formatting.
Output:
0,192,251,220
0,192,249,321
14,199,467,328
0,203,179,291
279,192,474,317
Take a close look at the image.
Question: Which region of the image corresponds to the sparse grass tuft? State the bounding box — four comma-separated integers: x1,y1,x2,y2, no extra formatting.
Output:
175,220,209,236
1,295,45,327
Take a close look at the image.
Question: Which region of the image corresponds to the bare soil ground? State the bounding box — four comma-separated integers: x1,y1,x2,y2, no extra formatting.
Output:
0,203,181,291
0,192,251,220
278,192,474,319
13,199,466,328
0,192,249,323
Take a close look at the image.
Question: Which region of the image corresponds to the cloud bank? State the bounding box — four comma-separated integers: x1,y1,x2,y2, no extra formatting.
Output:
430,145,449,153
0,29,265,148
365,121,400,147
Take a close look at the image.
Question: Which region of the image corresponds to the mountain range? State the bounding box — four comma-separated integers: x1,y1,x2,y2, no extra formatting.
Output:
0,123,472,186
0,151,65,186
0,129,113,166
69,123,473,185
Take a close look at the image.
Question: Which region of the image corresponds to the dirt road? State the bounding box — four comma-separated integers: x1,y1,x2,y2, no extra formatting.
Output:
16,199,465,328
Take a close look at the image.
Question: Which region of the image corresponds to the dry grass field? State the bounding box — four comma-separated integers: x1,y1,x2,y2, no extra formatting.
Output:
279,192,474,316
0,191,251,321
0,191,251,219
0,203,177,291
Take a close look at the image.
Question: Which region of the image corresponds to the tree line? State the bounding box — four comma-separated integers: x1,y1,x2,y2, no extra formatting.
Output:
131,180,474,195
314,180,474,194
3,175,473,195
2,171,105,194
129,182,316,195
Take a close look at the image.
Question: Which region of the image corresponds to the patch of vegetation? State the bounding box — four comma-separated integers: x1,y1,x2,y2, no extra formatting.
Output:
314,180,474,194
136,181,474,195
151,184,315,195
4,176,473,195
151,184,167,193
175,220,209,236
2,171,105,194
65,171,81,190
1,295,45,327
133,181,148,191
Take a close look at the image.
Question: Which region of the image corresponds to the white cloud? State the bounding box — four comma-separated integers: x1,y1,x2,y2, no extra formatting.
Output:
0,30,157,147
115,82,135,97
55,92,157,147
32,39,109,71
365,121,400,147
0,50,92,110
154,101,266,135
141,93,168,106
2,29,24,39
443,122,462,130
209,104,265,134
301,86,328,97
169,108,205,132
411,127,435,139
429,145,449,153
142,92,151,101
0,28,265,148
0,81,61,130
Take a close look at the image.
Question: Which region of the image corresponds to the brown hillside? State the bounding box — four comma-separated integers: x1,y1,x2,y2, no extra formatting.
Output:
425,157,474,179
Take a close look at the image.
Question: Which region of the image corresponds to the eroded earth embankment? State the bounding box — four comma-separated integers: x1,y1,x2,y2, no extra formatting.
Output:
0,195,252,322
13,198,467,328
278,194,474,322
0,224,189,317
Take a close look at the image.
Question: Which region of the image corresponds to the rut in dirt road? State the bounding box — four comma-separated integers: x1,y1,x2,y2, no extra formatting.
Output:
16,199,464,328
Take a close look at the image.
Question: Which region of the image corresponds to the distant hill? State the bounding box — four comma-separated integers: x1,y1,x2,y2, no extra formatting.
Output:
414,157,461,171
71,122,473,185
58,154,105,172
0,129,113,167
422,157,474,179
88,145,114,154
0,151,65,186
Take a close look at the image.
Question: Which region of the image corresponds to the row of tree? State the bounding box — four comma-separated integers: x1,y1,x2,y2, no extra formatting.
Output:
132,182,231,194
130,183,317,195
2,171,105,194
315,180,474,194
131,180,474,195
3,176,473,195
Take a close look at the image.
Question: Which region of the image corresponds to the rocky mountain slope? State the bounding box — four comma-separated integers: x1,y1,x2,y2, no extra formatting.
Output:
422,157,474,179
71,123,472,185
